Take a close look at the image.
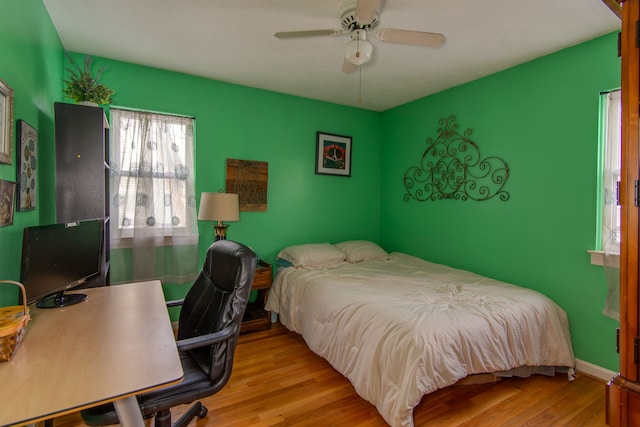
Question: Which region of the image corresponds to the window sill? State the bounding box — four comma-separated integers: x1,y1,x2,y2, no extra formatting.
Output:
111,234,198,249
588,250,620,267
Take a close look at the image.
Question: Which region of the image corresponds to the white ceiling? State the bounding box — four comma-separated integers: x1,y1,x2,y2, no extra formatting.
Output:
42,0,620,112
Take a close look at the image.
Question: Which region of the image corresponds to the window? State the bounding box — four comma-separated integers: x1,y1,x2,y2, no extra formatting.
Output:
110,108,197,247
600,89,621,255
591,89,621,266
599,90,621,320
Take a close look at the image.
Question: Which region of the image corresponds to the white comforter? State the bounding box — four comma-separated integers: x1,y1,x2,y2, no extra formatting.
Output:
265,253,575,427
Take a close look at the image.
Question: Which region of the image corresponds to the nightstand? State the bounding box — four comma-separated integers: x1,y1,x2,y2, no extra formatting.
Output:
240,260,272,333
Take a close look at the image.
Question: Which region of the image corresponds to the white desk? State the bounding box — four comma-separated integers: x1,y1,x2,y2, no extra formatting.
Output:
0,281,184,427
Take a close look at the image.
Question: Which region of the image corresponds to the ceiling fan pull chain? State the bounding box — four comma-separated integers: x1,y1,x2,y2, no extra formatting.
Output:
358,65,363,103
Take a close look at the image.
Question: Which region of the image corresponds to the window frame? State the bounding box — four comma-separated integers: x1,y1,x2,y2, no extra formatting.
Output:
590,89,621,266
110,108,197,248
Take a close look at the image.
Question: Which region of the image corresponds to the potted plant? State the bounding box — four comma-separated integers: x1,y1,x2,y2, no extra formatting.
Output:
63,54,115,105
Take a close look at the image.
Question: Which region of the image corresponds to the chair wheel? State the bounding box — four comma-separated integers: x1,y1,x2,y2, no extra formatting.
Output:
198,405,208,418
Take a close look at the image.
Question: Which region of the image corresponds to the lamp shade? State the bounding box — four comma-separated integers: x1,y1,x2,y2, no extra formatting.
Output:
198,192,240,222
345,29,373,66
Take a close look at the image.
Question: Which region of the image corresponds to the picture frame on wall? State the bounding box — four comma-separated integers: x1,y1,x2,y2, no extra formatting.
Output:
315,131,352,177
0,179,15,226
17,120,37,211
0,78,14,165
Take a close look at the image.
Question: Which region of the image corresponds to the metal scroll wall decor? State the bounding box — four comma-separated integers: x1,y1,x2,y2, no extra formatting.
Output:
404,116,510,202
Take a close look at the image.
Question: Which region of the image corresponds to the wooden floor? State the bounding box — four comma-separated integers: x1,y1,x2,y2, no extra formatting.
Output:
50,323,607,427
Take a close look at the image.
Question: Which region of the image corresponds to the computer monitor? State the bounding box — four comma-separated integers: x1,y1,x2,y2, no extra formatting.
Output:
20,219,104,308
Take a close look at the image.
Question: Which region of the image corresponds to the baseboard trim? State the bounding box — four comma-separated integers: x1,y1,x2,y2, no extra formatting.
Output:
576,358,617,382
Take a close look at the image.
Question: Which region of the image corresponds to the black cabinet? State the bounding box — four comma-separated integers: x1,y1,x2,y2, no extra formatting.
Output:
54,102,110,286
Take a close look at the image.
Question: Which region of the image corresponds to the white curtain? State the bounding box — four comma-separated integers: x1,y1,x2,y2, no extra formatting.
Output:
110,108,199,285
602,90,621,321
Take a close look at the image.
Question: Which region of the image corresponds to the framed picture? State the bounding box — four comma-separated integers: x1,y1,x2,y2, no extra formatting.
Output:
17,120,37,211
0,180,15,226
0,78,14,165
315,131,352,177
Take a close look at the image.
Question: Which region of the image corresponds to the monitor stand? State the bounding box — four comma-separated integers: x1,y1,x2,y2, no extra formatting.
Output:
36,291,88,309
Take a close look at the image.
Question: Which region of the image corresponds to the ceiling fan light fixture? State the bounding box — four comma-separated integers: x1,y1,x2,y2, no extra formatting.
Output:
345,29,372,66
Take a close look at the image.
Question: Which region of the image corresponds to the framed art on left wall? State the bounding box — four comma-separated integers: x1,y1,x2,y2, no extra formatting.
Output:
0,78,14,165
17,120,37,211
0,180,15,226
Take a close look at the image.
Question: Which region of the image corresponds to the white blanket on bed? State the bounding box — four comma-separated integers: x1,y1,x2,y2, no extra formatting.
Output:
265,252,575,427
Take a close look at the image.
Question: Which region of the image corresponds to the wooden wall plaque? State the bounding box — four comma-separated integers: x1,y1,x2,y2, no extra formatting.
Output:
225,158,268,212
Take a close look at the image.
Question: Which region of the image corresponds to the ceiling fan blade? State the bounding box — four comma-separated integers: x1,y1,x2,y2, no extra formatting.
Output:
274,29,344,39
342,58,358,74
375,28,444,47
356,0,381,25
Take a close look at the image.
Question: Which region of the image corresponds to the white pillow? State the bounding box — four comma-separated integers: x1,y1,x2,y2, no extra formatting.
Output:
335,240,389,263
277,243,346,268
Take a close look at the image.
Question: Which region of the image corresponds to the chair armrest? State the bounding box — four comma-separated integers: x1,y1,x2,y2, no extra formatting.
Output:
166,298,185,308
176,323,238,352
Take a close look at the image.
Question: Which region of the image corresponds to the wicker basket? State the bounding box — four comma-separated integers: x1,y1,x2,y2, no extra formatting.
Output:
0,280,30,362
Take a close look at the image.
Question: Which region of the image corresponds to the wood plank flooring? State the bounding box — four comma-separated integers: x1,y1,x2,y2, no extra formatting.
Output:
50,323,607,427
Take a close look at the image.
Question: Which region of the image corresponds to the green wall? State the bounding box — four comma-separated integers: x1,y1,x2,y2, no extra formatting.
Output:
380,33,621,371
0,0,63,302
0,1,622,372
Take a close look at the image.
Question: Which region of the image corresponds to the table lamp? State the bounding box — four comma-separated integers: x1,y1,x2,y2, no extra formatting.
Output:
198,192,240,241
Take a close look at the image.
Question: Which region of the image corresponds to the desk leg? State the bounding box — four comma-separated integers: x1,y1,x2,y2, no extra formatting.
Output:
113,396,145,427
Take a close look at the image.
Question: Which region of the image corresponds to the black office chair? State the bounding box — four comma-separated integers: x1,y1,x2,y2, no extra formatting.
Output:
81,240,257,427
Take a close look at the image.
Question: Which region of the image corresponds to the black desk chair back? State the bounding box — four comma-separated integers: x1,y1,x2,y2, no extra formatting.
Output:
81,240,257,427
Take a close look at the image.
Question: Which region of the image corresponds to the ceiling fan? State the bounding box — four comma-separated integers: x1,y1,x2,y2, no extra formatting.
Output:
274,0,445,73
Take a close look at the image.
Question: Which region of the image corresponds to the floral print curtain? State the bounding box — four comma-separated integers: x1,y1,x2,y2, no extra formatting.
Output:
110,108,198,285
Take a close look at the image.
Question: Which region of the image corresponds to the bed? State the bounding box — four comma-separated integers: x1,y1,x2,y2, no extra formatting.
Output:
265,241,576,427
